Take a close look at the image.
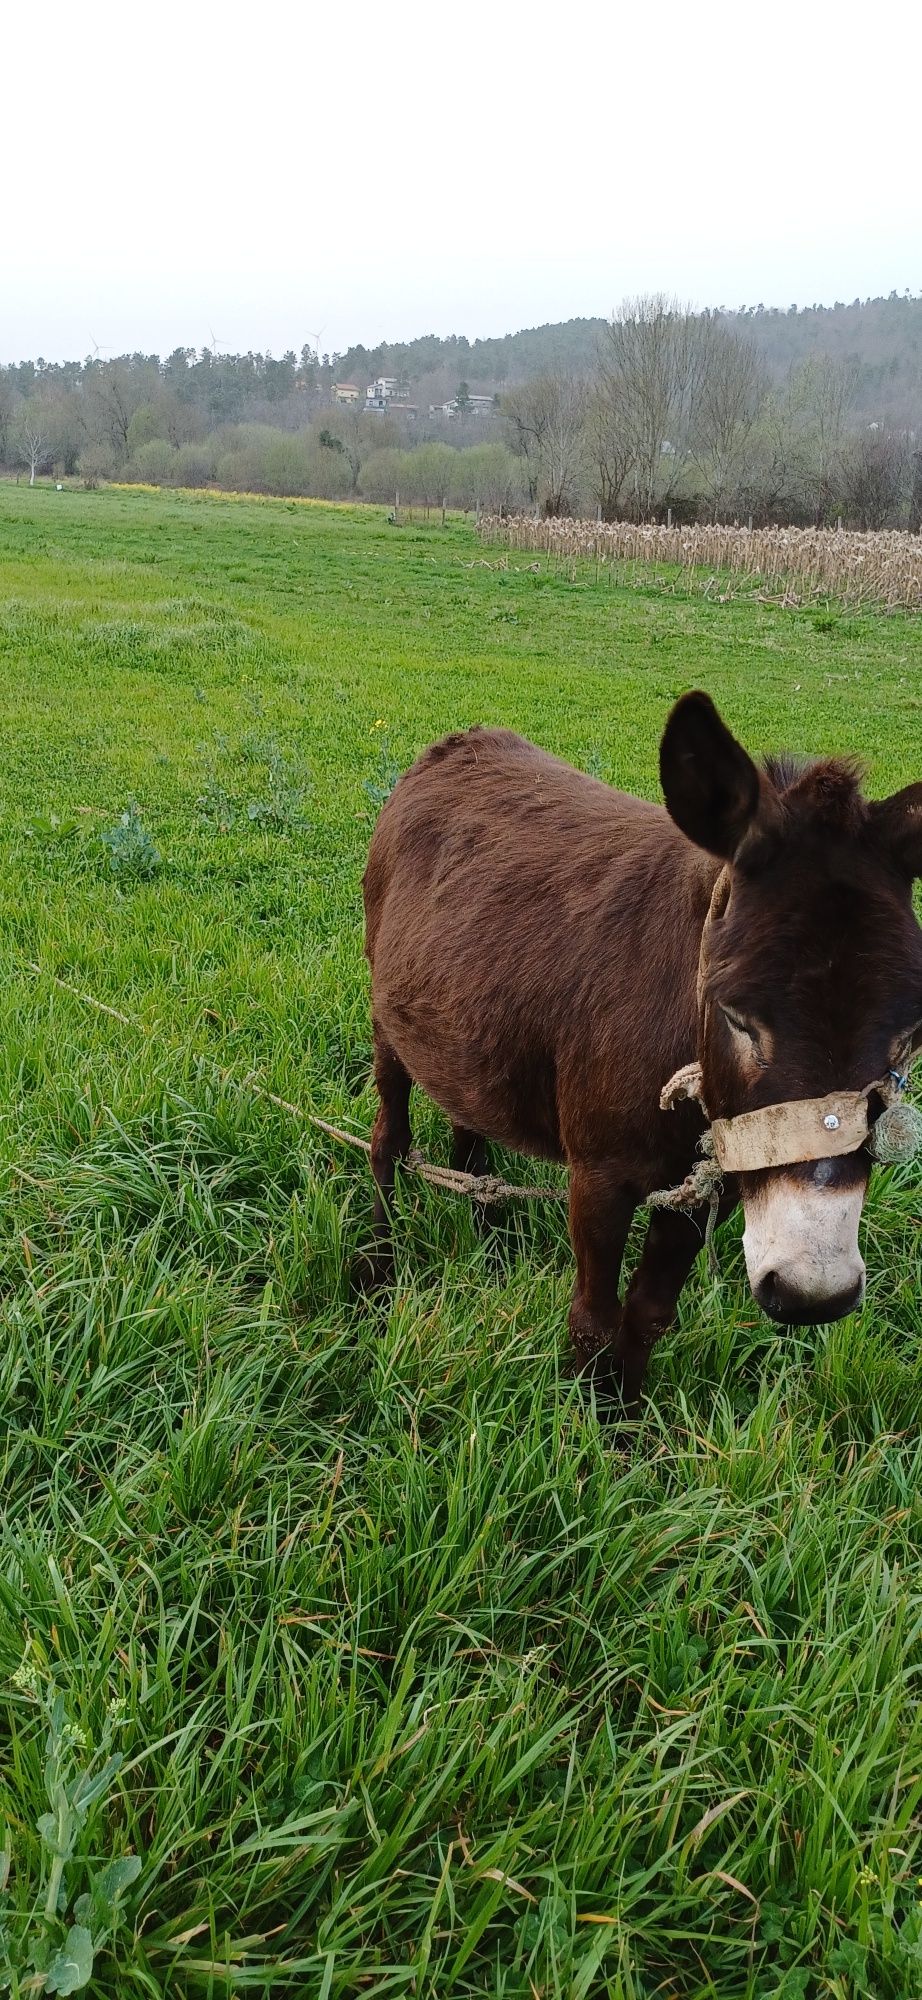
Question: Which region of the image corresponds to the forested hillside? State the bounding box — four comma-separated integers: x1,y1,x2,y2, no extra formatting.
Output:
3,293,921,526
336,294,922,421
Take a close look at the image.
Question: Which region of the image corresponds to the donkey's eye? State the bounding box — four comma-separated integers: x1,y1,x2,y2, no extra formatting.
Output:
719,1006,769,1065
720,1006,756,1040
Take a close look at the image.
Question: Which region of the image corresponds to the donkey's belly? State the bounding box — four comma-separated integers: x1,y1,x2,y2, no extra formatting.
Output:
379,997,564,1162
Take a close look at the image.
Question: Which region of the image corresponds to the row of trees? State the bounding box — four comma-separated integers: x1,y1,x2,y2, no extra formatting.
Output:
0,353,498,493
0,350,327,488
3,301,921,526
126,428,524,511
503,300,922,526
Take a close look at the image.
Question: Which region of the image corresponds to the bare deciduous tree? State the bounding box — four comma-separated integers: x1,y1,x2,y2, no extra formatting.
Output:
502,373,587,515
693,323,766,519
797,357,858,523
737,374,809,523
840,426,910,529
583,379,631,520
599,296,714,517
909,449,922,535
127,392,197,454
14,402,47,486
327,403,398,490
83,360,155,463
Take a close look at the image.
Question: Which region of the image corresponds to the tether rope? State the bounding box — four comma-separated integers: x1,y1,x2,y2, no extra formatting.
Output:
22,961,569,1208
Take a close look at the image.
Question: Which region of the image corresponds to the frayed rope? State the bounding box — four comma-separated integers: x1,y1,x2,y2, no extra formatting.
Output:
22,961,567,1207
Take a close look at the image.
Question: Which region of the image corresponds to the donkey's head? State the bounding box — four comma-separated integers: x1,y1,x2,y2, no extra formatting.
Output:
661,692,922,1326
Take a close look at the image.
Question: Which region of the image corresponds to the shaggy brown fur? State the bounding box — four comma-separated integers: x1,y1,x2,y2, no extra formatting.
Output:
362,694,922,1408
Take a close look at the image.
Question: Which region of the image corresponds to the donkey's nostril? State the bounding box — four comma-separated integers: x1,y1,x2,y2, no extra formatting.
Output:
755,1270,788,1321
755,1266,865,1326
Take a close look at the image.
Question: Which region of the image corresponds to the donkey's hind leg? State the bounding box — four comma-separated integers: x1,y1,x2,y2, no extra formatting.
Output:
451,1125,489,1177
452,1124,510,1254
355,1024,412,1293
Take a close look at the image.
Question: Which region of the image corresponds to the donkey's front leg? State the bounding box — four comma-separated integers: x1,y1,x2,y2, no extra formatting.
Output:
615,1202,725,1410
567,1163,637,1404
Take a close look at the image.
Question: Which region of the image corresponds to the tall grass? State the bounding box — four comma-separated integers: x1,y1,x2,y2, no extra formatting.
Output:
0,484,921,1994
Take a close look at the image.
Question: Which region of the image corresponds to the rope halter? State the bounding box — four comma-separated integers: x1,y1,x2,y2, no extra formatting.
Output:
658,1057,922,1173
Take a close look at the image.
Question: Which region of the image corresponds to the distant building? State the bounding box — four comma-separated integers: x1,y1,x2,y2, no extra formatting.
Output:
435,394,496,419
366,377,411,403
365,377,416,415
333,383,360,403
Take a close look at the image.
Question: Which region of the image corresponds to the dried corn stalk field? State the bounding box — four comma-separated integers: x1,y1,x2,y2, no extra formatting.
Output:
479,514,922,611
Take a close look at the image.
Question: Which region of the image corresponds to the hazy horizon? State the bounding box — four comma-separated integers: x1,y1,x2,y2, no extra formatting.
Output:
6,0,921,367
4,284,922,370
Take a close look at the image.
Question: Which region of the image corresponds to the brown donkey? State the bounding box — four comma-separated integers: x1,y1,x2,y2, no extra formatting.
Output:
362,693,922,1407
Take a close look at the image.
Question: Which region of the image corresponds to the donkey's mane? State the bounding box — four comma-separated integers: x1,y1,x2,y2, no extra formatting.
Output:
762,752,866,833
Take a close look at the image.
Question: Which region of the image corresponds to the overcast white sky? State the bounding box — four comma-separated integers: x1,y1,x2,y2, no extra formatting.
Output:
5,0,921,364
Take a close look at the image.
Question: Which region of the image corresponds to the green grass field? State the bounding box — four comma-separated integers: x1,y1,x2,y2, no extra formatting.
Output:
2,485,922,1997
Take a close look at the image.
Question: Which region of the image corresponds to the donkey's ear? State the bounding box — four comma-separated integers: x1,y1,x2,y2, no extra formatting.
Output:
868,784,922,880
660,692,779,861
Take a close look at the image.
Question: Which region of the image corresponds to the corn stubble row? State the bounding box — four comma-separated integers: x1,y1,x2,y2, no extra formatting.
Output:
478,515,922,611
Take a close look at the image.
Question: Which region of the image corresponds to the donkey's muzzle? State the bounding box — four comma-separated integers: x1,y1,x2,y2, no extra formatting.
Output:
742,1176,867,1328
753,1264,866,1327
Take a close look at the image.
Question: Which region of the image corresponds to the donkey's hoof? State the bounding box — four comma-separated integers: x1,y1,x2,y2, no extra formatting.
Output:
575,1351,618,1406
569,1339,641,1427
351,1245,395,1298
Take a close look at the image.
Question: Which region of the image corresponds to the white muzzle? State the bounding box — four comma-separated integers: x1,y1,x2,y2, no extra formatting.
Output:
742,1173,866,1324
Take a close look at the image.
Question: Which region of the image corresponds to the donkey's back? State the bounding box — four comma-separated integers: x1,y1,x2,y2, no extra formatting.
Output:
363,725,702,1163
